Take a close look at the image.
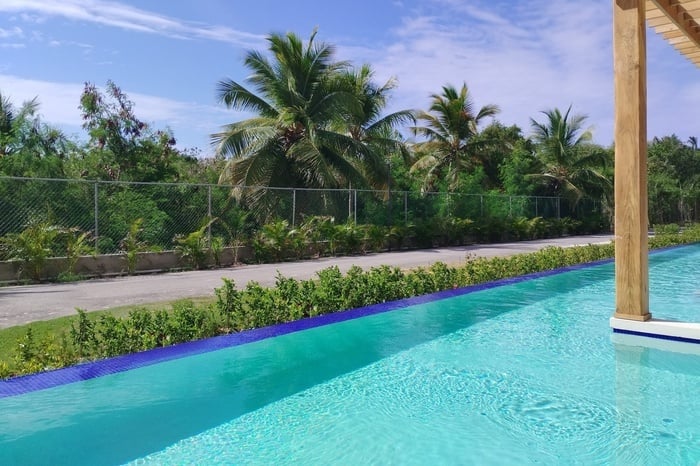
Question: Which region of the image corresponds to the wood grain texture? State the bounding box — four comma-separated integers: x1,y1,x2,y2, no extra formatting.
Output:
613,0,651,321
646,0,700,67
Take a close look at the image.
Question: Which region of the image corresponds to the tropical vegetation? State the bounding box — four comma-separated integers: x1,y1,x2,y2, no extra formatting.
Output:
0,29,698,276
409,83,499,192
212,31,411,220
2,223,699,379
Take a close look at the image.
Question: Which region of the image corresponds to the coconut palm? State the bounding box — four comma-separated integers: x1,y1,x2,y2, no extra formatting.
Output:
528,106,611,209
0,92,40,157
409,83,499,192
333,64,415,191
0,92,69,177
213,31,394,219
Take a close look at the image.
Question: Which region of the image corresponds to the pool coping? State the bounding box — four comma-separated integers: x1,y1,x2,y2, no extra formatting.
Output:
0,242,695,398
610,318,700,344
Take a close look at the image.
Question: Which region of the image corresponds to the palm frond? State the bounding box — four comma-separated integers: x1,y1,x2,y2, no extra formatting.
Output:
216,79,275,116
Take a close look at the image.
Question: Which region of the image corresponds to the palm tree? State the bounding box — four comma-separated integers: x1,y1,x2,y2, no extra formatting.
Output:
528,106,611,209
333,64,415,191
409,83,499,192
0,92,69,177
213,31,393,219
0,92,39,157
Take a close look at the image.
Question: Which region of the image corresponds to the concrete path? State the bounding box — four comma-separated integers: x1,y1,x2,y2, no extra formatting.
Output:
0,235,613,329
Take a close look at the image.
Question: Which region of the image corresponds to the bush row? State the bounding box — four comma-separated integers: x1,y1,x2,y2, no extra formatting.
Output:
2,224,699,379
250,215,599,262
0,214,605,282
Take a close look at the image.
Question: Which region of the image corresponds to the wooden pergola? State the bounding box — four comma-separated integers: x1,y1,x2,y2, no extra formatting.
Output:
613,0,700,323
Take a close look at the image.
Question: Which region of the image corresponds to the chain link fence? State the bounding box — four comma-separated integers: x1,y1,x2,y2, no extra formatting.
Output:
0,176,612,253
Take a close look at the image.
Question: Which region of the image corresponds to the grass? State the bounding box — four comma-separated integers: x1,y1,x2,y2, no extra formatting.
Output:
0,297,215,368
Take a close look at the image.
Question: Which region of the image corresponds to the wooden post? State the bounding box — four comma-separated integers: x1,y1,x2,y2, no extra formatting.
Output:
613,0,651,321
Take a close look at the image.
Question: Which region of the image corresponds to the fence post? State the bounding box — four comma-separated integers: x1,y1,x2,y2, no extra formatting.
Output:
535,197,539,217
207,185,213,246
480,195,484,218
387,188,392,226
94,182,99,254
509,196,512,218
557,197,561,219
292,189,297,227
354,189,357,224
404,191,408,224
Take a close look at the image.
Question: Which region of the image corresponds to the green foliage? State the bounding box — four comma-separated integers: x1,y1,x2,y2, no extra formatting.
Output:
312,266,345,315
409,83,500,191
79,80,181,182
120,218,148,275
0,360,10,379
0,92,70,177
210,236,225,267
653,223,680,236
12,327,75,374
3,224,699,379
62,227,93,277
70,309,96,358
300,216,335,257
102,190,169,249
528,106,612,209
239,282,278,330
0,220,61,281
336,222,364,255
214,31,409,221
252,220,306,263
648,136,700,225
169,300,218,342
362,224,387,252
174,223,211,270
215,278,241,330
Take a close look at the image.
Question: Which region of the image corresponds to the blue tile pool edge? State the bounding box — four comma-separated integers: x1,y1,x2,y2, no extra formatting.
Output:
1,243,693,399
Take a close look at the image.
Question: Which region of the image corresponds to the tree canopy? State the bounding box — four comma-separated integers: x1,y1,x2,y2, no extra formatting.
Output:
2,30,697,227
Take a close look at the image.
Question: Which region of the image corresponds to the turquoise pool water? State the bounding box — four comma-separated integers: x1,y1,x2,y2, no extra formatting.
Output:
1,246,699,465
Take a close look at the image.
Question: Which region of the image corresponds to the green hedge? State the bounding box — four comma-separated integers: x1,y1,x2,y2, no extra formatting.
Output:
2,224,699,379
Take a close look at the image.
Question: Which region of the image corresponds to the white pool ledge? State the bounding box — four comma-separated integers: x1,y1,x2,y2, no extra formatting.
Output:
610,317,700,345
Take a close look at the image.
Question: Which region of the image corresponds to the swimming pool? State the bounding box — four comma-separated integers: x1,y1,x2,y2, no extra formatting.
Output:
1,245,699,465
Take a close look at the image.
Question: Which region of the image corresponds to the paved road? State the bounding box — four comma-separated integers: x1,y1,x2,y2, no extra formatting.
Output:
0,235,613,328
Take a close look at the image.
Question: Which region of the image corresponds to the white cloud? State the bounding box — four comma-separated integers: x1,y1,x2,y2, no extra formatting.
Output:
47,39,93,49
17,13,47,24
0,0,266,48
339,0,700,145
0,26,23,38
0,75,84,127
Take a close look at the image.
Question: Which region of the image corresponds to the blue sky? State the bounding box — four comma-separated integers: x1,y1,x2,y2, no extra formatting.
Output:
1,0,699,155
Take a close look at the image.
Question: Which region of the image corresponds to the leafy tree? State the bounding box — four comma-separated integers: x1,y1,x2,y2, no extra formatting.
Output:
500,138,538,195
528,106,611,209
213,31,406,220
648,135,700,223
409,83,500,192
468,122,523,190
78,81,182,182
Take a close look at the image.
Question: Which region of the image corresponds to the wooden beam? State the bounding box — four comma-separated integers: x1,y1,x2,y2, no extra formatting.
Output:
650,0,700,49
613,0,651,321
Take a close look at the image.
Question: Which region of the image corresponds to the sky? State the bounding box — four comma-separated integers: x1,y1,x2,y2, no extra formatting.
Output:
1,0,699,155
